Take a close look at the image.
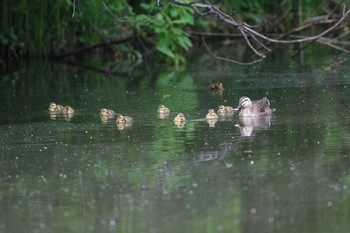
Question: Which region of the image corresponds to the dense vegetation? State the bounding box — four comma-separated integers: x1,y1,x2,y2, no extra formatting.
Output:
1,0,349,67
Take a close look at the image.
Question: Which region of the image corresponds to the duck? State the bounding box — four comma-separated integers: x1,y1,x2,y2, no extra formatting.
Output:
174,113,186,122
157,104,170,114
218,105,234,116
100,108,116,117
234,96,273,117
48,102,64,112
207,82,224,91
116,114,133,124
62,106,75,114
206,109,219,120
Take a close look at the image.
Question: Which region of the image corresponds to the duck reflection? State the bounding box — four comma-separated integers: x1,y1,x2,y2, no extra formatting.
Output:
235,115,272,137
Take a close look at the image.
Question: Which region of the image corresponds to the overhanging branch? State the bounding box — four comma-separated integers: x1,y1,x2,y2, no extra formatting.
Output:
170,0,350,64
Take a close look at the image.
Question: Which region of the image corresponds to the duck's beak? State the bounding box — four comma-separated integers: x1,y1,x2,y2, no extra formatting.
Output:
234,104,242,111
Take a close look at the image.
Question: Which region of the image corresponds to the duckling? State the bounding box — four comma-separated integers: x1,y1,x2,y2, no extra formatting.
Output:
218,105,234,116
62,106,75,114
100,108,116,117
48,102,64,112
174,113,186,122
116,114,133,124
234,96,273,117
206,109,219,120
208,82,224,91
157,104,170,114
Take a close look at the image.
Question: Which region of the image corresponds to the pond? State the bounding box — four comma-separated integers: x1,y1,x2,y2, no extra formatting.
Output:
1,52,350,233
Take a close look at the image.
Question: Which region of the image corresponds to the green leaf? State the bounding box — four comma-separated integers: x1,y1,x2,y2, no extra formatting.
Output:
156,37,174,58
136,14,148,21
140,3,150,10
171,27,183,36
176,36,192,51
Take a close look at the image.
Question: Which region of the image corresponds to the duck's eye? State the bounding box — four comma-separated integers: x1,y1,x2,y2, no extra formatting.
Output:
241,99,249,106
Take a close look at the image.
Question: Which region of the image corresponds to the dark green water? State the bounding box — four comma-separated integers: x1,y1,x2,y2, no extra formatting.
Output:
1,56,350,233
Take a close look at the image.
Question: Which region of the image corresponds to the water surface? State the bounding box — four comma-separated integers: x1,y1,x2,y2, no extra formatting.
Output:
1,56,350,233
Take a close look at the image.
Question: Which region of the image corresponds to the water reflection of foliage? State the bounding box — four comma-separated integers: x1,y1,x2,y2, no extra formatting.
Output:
3,59,350,232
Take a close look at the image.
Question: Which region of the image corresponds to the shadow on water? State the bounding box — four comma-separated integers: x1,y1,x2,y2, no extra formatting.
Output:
1,51,350,232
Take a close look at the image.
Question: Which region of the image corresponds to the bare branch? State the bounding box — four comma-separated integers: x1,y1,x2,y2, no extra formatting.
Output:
202,38,264,65
170,0,350,64
243,9,350,44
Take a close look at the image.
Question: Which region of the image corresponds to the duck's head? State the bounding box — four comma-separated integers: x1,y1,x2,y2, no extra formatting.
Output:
64,106,75,114
158,104,171,115
208,109,216,114
217,82,224,90
234,96,252,110
49,102,57,110
175,113,185,121
218,105,226,112
117,114,124,122
100,108,108,116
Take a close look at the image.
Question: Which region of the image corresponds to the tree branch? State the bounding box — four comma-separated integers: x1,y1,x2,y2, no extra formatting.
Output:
170,0,350,64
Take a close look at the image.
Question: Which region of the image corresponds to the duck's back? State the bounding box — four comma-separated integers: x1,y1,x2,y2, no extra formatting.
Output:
253,97,271,115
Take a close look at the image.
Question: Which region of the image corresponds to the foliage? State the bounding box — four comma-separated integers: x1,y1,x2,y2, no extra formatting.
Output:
133,2,194,65
0,0,348,66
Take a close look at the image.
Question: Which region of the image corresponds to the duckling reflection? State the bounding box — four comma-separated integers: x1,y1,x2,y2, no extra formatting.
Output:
64,113,74,122
100,115,111,124
235,115,272,137
116,122,133,130
49,112,58,120
207,119,218,128
174,121,186,128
